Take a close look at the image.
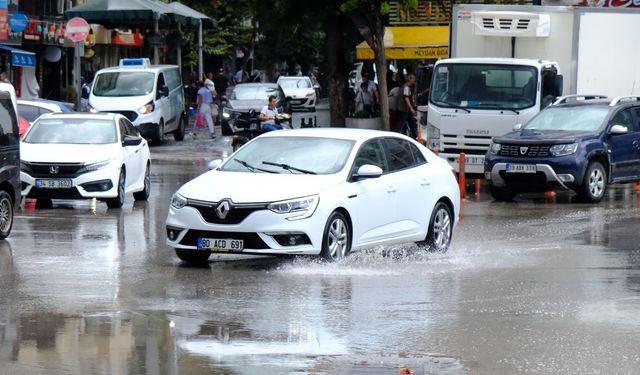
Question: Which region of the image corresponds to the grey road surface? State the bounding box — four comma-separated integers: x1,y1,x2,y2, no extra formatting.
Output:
1,131,640,374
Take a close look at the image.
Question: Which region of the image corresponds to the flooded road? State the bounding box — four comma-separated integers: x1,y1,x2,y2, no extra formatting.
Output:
1,136,640,374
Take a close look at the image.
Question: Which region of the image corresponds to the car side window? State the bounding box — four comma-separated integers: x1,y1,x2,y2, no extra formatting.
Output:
611,108,635,132
124,118,140,137
352,139,388,173
118,119,128,142
384,138,419,172
0,96,17,146
18,104,40,123
156,73,166,98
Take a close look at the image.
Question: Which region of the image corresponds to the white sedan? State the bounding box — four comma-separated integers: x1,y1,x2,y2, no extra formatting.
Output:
20,112,151,208
276,76,317,111
166,128,459,263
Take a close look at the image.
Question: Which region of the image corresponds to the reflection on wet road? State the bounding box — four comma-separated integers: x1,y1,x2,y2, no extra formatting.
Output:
1,142,640,374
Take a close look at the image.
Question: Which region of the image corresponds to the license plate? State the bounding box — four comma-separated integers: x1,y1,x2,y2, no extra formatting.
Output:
197,237,244,252
464,156,484,165
506,163,536,173
35,179,73,189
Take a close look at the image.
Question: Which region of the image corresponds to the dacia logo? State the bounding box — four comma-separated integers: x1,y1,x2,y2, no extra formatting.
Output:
520,147,529,155
215,199,231,219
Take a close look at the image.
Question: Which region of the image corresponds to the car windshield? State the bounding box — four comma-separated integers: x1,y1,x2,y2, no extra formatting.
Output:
279,79,311,89
23,118,117,144
92,71,155,97
230,85,279,100
430,63,538,111
221,136,354,174
524,106,610,132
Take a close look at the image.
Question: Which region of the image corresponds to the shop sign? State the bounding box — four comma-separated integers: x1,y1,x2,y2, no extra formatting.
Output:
0,0,8,42
12,51,35,68
582,0,640,6
23,19,42,41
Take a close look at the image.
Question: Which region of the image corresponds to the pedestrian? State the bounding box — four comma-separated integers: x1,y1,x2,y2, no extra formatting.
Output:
355,72,379,113
394,73,417,138
0,71,9,83
354,82,374,116
235,68,244,84
214,68,228,125
388,85,401,131
204,72,217,124
196,80,216,139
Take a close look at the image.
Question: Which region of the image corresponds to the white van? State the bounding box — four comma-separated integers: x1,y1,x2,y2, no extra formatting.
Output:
89,58,185,144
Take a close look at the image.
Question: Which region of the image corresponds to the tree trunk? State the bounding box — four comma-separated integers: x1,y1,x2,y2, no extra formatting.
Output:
326,11,348,127
372,36,390,131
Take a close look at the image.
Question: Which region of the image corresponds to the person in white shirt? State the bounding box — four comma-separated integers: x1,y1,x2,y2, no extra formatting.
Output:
258,95,282,132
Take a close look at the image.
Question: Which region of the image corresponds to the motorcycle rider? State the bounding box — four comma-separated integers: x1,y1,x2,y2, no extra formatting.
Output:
258,95,282,132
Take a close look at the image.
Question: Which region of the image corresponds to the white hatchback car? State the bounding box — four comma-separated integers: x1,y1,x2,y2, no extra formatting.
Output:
276,76,317,111
166,128,459,263
20,113,151,208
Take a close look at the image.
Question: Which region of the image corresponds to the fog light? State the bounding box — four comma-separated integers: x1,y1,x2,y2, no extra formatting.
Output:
557,174,575,183
271,233,311,246
166,226,183,241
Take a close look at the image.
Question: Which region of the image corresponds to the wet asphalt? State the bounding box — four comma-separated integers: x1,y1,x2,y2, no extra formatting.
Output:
1,120,640,374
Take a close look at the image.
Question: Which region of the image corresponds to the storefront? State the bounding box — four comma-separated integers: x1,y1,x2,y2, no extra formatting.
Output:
0,44,36,97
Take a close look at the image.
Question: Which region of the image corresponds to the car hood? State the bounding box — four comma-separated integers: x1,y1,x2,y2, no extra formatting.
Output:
21,143,121,164
179,170,341,203
283,88,314,99
228,100,264,112
495,129,595,144
89,95,151,111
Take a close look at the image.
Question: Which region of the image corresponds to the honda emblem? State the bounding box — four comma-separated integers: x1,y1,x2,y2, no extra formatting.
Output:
49,165,59,174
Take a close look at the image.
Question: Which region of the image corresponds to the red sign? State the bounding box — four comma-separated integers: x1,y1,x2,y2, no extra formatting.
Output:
580,0,640,6
65,17,89,43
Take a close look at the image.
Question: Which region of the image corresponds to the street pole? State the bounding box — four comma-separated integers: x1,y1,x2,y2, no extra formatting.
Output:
198,19,203,80
154,19,159,64
176,23,182,70
74,42,82,110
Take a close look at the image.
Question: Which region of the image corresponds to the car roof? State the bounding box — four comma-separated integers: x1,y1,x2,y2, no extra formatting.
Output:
551,95,640,110
17,98,73,111
258,127,413,142
234,82,279,88
36,112,119,121
278,76,310,80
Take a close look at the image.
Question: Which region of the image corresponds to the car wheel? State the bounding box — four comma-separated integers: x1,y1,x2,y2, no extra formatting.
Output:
320,211,351,260
576,161,607,203
175,249,211,263
0,191,14,240
106,169,125,208
133,164,150,201
417,201,452,252
153,119,165,145
173,115,185,141
489,185,516,202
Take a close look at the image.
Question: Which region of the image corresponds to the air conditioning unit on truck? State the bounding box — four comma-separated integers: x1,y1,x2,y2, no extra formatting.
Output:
420,4,640,174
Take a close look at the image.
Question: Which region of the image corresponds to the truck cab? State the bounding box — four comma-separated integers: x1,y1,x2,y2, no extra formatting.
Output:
423,58,562,174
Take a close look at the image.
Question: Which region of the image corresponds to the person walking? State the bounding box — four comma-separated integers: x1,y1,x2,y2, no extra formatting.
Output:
196,80,216,139
214,68,228,125
394,73,417,138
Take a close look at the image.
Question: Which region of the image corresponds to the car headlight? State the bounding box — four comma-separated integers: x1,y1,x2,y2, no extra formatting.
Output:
489,142,502,155
138,101,154,114
77,159,112,174
306,91,314,97
426,123,441,151
550,143,578,156
171,192,188,209
223,107,232,119
267,195,319,220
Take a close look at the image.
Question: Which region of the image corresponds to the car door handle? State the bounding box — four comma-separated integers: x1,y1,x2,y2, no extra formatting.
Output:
387,186,396,193
420,179,431,186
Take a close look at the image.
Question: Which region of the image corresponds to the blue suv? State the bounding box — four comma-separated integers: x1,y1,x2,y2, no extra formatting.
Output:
485,95,640,203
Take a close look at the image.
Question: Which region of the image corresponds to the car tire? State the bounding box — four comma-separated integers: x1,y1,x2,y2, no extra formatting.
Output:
489,185,516,202
576,161,607,203
320,211,351,260
173,115,185,141
153,119,165,145
133,164,150,201
416,201,452,252
106,169,125,208
0,191,14,240
175,249,211,264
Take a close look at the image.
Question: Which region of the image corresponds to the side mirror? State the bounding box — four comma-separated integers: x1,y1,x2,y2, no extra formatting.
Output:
313,84,320,90
353,164,383,179
513,123,523,131
554,75,563,97
609,124,628,135
123,136,142,146
160,85,169,97
208,159,223,170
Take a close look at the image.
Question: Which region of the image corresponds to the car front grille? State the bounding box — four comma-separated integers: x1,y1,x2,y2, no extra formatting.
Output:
499,144,550,157
22,162,85,178
111,111,138,122
179,230,269,249
187,200,268,224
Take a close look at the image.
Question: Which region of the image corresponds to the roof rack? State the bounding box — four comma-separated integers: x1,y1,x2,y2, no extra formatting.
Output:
609,95,640,106
552,95,608,106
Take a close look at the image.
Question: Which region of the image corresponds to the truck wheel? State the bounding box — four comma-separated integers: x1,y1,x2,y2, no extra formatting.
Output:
153,120,165,145
173,115,185,141
489,185,516,202
576,161,606,203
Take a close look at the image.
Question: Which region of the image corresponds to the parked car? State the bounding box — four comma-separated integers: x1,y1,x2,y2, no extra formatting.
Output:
221,83,291,135
0,82,21,239
166,128,460,263
485,95,640,202
17,98,73,123
20,112,151,208
276,76,317,112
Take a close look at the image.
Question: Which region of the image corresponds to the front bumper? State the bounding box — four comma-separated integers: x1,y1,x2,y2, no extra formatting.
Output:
289,97,316,111
485,156,583,191
165,201,327,255
21,168,119,200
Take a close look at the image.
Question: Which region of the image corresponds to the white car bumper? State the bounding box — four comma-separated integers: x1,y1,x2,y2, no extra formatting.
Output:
21,166,120,200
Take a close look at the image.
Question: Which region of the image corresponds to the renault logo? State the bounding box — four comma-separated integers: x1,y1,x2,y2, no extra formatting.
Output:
215,200,231,219
519,147,529,155
49,165,59,174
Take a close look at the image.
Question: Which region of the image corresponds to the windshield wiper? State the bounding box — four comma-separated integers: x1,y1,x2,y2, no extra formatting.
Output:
480,103,520,115
234,158,275,173
262,161,316,174
432,100,471,113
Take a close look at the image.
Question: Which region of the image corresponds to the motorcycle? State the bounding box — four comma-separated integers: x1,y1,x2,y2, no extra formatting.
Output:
230,110,291,151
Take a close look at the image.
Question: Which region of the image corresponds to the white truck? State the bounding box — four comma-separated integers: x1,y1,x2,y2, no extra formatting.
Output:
421,4,640,173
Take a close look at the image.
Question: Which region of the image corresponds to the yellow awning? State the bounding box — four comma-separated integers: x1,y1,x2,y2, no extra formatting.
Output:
356,26,449,60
